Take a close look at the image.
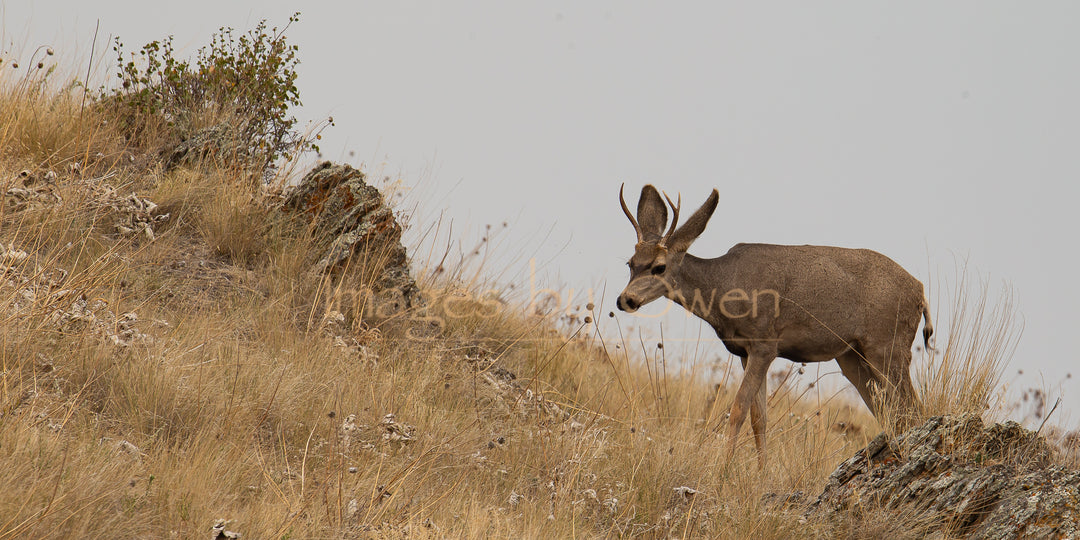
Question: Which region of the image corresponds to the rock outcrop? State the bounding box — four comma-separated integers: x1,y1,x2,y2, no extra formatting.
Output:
283,161,418,312
162,123,247,171
808,414,1080,539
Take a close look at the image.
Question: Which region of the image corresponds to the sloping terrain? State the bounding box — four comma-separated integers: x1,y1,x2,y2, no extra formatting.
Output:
0,24,1057,538
0,79,878,537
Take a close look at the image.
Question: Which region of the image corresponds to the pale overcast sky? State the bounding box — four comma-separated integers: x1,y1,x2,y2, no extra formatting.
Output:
4,1,1078,422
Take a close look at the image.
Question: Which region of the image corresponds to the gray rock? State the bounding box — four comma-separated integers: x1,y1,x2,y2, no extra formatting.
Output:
808,414,1079,539
162,123,248,171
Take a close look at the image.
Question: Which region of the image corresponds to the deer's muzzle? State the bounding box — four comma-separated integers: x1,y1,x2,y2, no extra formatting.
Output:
616,294,639,312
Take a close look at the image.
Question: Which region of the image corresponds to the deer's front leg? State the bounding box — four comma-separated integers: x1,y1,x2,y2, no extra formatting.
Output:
727,353,774,466
740,357,769,468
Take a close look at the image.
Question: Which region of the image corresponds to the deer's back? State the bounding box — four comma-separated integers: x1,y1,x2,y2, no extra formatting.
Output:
718,243,925,356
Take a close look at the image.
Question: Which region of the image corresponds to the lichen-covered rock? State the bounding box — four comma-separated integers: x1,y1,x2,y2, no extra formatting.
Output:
808,414,1079,539
283,161,418,311
161,123,248,171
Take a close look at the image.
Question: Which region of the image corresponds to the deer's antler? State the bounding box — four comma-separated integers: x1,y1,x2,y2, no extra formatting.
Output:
620,183,643,243
658,192,681,249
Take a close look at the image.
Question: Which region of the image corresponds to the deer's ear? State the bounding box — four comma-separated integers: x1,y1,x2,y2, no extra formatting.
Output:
637,185,668,241
668,189,718,252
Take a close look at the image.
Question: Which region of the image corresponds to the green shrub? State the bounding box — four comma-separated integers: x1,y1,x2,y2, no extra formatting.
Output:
107,12,317,171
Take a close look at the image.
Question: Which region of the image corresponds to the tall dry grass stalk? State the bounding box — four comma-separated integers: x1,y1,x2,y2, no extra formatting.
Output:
0,48,134,176
916,271,1021,421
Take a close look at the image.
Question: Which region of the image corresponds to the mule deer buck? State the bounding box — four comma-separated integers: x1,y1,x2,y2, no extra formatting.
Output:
616,184,932,467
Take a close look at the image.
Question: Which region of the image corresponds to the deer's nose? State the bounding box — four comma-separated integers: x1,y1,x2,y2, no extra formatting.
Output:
617,295,639,312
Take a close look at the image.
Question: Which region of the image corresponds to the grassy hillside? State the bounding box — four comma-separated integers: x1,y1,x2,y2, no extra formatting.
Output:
0,25,1019,539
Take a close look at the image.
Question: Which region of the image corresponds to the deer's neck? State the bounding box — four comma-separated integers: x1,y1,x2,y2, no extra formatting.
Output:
667,254,734,328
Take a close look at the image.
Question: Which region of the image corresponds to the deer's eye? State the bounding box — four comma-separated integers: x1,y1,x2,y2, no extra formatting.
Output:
651,264,666,275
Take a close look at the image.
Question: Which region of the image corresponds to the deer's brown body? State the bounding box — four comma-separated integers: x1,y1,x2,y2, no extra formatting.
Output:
616,185,932,467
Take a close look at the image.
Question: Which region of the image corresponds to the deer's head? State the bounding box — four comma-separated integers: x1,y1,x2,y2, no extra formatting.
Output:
616,184,719,313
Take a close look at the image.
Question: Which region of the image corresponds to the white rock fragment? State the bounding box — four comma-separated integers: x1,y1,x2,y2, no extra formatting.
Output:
211,519,241,539
673,486,698,501
381,413,415,445
116,440,143,458
340,414,362,449
0,243,28,265
603,497,619,514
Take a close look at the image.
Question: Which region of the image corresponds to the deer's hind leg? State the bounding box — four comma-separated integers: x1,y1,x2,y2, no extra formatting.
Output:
837,346,920,432
882,340,921,430
836,349,887,420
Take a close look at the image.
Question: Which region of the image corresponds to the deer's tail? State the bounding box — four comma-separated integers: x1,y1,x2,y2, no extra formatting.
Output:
921,298,934,351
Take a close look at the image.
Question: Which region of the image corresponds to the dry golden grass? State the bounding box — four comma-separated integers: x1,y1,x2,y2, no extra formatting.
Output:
916,272,1020,421
0,55,1025,539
